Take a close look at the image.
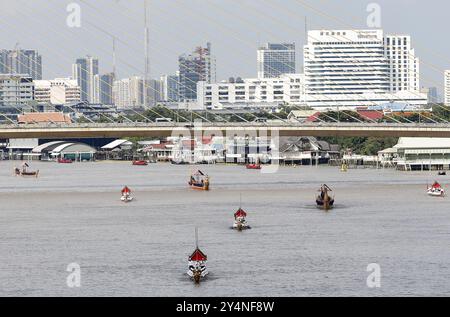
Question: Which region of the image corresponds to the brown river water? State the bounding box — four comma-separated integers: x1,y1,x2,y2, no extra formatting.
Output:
0,161,449,296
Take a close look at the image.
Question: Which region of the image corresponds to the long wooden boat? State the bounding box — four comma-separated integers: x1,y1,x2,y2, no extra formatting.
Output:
187,229,208,284
14,168,39,178
189,170,210,191
58,158,73,164
316,184,334,210
132,160,148,166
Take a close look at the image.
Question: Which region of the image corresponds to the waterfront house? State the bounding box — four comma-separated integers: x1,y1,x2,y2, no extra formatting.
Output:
171,137,218,164
392,137,450,171
99,139,134,160
279,137,340,165
224,137,271,164
29,141,96,161
141,141,174,161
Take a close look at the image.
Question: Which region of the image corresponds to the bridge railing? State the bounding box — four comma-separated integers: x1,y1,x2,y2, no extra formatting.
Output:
1,122,450,131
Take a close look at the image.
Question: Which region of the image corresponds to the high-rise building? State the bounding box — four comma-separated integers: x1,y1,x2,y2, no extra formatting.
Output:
92,72,115,105
160,74,180,102
178,43,215,101
34,78,81,104
113,76,145,109
257,43,296,79
72,56,99,103
145,79,163,106
0,49,42,80
384,35,420,92
303,29,427,109
445,71,450,106
427,87,439,104
0,74,34,110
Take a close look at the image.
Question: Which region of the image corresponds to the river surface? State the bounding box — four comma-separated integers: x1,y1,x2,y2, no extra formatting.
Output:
0,161,449,296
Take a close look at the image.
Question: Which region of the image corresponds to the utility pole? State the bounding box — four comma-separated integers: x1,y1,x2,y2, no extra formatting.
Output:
144,0,150,107
112,36,117,79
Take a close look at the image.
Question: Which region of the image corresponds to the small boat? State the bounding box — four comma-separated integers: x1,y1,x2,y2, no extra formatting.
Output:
58,158,73,164
316,184,334,210
132,160,148,166
438,171,447,176
427,181,445,197
121,186,133,202
14,163,39,178
232,207,251,231
188,170,210,191
187,229,208,284
246,157,262,170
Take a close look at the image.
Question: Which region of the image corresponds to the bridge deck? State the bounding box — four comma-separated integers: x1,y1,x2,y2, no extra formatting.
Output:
1,123,450,138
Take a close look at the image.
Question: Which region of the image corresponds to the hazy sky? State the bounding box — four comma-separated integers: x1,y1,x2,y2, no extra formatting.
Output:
0,0,449,94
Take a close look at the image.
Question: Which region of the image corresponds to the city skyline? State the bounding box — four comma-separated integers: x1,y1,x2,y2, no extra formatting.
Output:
1,0,449,94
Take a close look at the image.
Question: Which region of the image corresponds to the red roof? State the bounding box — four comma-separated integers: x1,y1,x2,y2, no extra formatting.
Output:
182,140,196,149
189,248,207,261
202,137,213,145
356,110,384,121
234,208,247,218
150,142,172,149
306,112,321,122
18,112,72,124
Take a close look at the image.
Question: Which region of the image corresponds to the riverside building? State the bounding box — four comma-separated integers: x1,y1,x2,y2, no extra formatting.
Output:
0,74,34,111
34,78,81,105
197,74,306,110
257,43,296,79
303,29,427,109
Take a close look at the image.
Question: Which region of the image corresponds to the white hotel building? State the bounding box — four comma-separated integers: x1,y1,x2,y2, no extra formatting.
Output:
34,78,81,105
304,29,426,109
197,29,427,110
445,70,450,106
113,76,144,109
197,74,306,110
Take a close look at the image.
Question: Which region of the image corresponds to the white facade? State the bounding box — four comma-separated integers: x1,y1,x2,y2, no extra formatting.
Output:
113,76,144,109
0,74,34,108
303,29,426,109
257,43,296,79
160,74,180,102
197,74,306,110
385,35,420,92
445,70,450,106
34,78,81,104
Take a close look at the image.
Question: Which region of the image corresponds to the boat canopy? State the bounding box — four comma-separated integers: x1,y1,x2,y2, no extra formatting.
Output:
189,248,207,261
122,186,131,194
234,208,247,218
431,182,442,189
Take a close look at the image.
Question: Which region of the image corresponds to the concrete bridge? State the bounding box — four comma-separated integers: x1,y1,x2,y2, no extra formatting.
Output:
1,122,450,139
